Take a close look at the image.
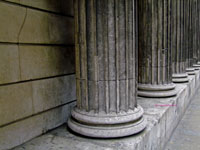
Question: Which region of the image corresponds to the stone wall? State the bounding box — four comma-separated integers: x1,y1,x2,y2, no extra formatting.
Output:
0,1,76,150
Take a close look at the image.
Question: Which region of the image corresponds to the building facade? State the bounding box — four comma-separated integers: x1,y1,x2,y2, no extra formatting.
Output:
1,0,200,149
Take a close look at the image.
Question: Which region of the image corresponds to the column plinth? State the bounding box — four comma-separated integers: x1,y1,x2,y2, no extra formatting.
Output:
186,68,196,75
193,64,200,70
68,106,146,138
172,73,189,83
68,0,146,138
138,0,177,98
138,84,177,98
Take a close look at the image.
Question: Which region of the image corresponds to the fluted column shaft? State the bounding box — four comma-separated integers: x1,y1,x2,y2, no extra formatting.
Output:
193,0,198,64
171,0,189,83
138,0,177,98
192,0,200,68
68,0,146,138
185,0,196,75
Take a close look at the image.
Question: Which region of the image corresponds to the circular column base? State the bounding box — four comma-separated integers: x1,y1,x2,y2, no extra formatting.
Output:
172,73,189,83
138,83,177,98
186,68,195,75
193,64,200,70
68,105,147,138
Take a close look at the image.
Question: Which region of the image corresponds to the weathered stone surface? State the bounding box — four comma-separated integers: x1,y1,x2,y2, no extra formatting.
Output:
138,0,176,97
0,82,33,126
0,75,76,127
0,2,74,44
19,45,75,80
68,0,146,138
0,102,75,150
19,9,74,44
165,83,200,150
171,0,189,83
32,75,76,114
11,70,200,150
0,44,20,84
0,2,26,42
5,0,74,16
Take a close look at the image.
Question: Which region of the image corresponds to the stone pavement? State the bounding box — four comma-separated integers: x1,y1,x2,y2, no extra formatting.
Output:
165,87,200,150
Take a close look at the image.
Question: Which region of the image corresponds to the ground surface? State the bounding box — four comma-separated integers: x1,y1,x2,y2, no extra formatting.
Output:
165,87,200,150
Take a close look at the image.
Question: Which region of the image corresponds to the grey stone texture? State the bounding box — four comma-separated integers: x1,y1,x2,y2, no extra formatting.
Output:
4,0,74,16
165,80,200,150
68,0,146,138
138,0,177,97
1,0,200,149
185,0,196,73
0,102,76,150
0,75,76,127
0,2,74,44
11,68,200,150
0,0,75,150
171,0,189,83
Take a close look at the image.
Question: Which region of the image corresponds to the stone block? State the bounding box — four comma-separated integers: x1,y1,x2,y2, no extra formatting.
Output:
0,75,76,127
5,0,74,16
19,9,74,45
0,102,75,150
0,82,33,127
0,44,20,84
32,75,76,114
19,45,75,80
0,2,26,42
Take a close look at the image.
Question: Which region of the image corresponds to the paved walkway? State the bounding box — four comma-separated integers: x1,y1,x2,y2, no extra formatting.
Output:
165,87,200,150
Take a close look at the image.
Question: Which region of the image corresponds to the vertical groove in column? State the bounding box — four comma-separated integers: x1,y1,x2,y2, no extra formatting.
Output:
133,0,137,107
74,0,81,109
79,0,89,110
103,0,109,114
119,0,125,111
125,0,129,111
177,0,180,74
108,0,116,112
68,0,146,138
138,0,177,98
198,0,200,64
115,0,120,113
197,0,200,65
152,0,158,85
97,0,105,113
168,0,172,84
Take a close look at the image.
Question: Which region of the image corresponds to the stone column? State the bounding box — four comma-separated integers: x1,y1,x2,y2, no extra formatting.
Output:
186,0,196,75
138,0,177,97
193,0,200,69
197,0,200,65
171,0,189,83
68,0,146,138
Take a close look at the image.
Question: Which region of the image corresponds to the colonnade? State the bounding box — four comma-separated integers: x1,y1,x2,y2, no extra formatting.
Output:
68,0,200,138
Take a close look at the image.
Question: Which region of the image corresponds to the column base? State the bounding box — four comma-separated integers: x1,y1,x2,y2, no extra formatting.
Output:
193,64,200,70
68,105,146,138
172,73,189,83
138,83,177,98
186,68,195,75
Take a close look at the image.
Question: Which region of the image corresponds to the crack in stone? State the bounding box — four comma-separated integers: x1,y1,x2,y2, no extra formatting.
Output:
17,7,27,43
